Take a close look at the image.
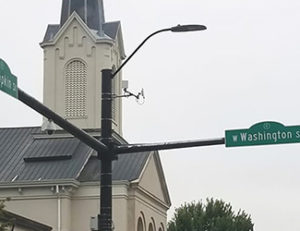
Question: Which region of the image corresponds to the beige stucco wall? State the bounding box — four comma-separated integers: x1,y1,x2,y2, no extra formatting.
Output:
130,154,169,231
0,185,69,230
127,188,167,231
0,179,168,231
0,156,169,231
70,183,139,231
42,17,122,134
0,182,135,231
139,154,166,203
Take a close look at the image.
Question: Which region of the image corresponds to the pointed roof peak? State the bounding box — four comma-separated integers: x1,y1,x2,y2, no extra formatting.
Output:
60,0,105,31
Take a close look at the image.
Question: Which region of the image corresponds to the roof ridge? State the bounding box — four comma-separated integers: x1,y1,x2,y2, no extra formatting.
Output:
103,21,121,24
0,126,41,130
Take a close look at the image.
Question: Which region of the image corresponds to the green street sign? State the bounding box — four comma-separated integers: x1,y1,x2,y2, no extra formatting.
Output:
0,58,18,98
225,121,300,147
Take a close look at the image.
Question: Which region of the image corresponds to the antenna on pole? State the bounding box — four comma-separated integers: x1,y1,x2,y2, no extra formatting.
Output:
115,80,145,105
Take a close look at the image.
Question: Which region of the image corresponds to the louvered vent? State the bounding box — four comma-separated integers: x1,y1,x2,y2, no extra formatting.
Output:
65,60,87,118
23,138,80,162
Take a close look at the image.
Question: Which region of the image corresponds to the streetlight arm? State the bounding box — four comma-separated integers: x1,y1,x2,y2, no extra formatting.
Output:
112,24,206,78
115,137,225,154
112,28,171,78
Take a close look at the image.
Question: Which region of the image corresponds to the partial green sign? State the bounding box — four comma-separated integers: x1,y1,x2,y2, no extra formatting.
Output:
225,121,300,147
0,58,18,98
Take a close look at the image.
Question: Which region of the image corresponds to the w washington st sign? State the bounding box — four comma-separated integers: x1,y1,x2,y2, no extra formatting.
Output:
225,121,300,147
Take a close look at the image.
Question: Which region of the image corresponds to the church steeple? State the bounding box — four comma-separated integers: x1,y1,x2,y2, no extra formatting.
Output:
60,0,105,31
41,0,125,134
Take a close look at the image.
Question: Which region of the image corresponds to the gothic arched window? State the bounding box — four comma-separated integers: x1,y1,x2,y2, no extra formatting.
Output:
65,59,87,118
137,217,144,231
159,222,165,231
148,223,154,231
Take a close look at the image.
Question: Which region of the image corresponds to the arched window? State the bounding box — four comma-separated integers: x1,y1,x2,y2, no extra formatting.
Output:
65,60,87,118
137,217,144,231
151,217,156,231
148,223,154,231
159,222,165,231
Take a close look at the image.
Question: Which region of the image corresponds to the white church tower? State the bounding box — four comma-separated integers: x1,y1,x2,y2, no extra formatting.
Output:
40,0,125,135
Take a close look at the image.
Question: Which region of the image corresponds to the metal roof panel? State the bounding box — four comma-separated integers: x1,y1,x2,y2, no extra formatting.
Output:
0,127,149,183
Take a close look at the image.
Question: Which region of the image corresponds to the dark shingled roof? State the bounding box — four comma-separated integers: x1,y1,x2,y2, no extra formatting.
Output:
42,0,120,44
79,152,149,182
60,0,105,31
42,21,121,43
103,21,121,40
0,127,150,183
42,25,60,43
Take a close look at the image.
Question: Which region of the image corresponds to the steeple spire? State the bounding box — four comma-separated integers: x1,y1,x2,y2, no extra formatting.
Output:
60,0,105,31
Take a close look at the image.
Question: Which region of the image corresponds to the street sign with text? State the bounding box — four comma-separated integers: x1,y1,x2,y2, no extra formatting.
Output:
0,58,18,98
225,121,300,147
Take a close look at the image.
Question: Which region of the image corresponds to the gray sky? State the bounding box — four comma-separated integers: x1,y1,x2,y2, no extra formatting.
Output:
1,0,300,230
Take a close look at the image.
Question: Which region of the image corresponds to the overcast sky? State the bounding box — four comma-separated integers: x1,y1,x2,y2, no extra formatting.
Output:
1,0,300,230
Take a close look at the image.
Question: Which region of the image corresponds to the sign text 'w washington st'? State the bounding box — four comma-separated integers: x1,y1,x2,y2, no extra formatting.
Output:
225,121,300,147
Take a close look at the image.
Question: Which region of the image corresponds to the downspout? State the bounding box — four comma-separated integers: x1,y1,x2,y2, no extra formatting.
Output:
56,185,61,231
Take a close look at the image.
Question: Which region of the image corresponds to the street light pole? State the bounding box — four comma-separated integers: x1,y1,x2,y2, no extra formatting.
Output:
98,69,114,231
98,24,207,231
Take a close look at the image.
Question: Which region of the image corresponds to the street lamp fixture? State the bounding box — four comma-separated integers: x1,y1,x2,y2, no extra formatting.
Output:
170,24,207,32
112,24,207,78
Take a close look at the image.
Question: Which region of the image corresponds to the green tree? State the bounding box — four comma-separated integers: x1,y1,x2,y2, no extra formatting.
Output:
167,198,254,231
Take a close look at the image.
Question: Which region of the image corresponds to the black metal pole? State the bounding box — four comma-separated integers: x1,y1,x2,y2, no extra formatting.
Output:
115,138,225,154
98,69,114,231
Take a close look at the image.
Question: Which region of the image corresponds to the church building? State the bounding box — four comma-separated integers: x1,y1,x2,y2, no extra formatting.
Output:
0,1,171,230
